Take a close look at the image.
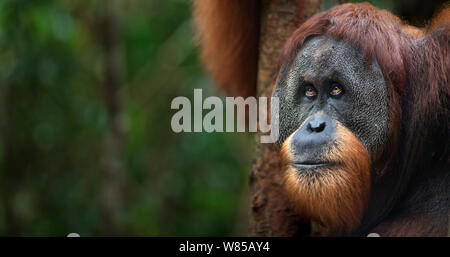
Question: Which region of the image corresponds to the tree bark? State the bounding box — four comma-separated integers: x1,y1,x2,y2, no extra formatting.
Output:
249,0,321,236
98,0,125,236
1,82,20,236
1,3,24,236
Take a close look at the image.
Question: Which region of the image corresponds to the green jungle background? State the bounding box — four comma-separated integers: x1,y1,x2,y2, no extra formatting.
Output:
0,0,445,236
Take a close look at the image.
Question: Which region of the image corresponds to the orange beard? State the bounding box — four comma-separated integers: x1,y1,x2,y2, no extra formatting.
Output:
281,123,371,234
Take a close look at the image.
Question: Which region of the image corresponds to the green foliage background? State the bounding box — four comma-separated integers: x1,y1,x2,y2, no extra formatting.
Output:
0,0,444,236
0,0,252,236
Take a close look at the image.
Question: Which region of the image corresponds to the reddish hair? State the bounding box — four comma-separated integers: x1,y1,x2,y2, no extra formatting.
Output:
278,2,449,171
193,0,260,97
281,3,415,91
281,122,371,233
277,3,449,234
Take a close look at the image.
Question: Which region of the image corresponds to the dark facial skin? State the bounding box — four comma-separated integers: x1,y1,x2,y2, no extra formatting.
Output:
273,36,390,165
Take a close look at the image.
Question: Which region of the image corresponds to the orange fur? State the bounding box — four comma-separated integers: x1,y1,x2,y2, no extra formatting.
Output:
426,3,450,33
192,0,260,97
281,123,371,234
401,24,424,38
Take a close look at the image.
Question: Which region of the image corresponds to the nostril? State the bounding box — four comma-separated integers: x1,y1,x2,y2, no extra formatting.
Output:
307,121,326,133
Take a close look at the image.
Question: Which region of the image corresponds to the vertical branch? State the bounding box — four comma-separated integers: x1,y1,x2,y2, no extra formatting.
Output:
1,82,20,236
249,0,321,236
1,2,23,236
98,0,125,236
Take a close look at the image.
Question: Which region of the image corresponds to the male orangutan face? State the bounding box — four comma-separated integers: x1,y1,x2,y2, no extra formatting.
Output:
272,36,390,232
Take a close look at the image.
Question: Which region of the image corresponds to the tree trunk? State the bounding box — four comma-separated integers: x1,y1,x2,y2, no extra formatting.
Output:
249,0,321,236
1,3,23,236
1,82,20,236
98,0,125,236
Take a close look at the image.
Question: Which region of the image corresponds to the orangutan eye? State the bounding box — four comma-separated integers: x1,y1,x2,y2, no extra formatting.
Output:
330,83,343,96
305,85,317,98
